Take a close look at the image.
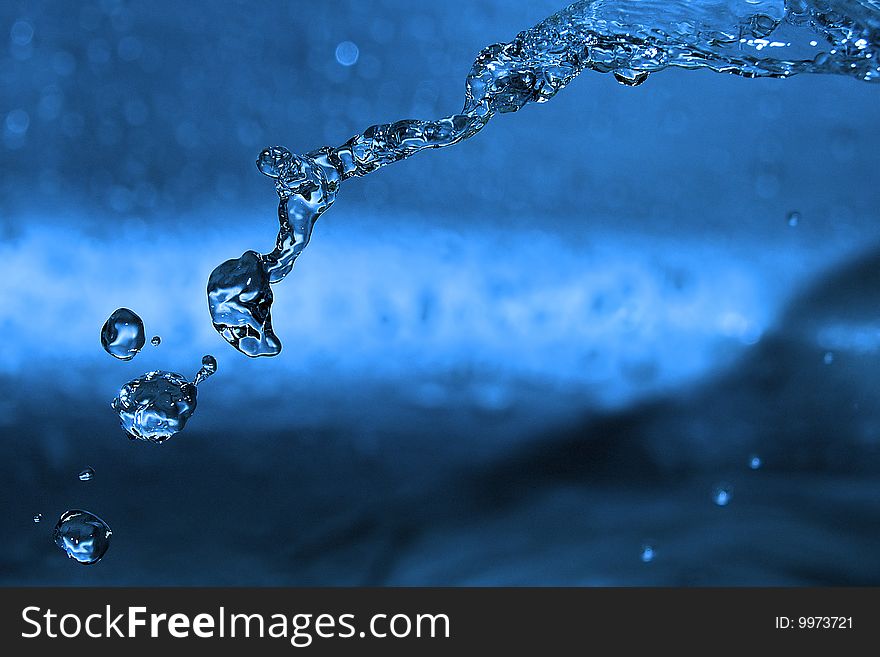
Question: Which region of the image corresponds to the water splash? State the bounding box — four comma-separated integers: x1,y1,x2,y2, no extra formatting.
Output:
53,509,112,565
208,0,879,357
100,308,145,360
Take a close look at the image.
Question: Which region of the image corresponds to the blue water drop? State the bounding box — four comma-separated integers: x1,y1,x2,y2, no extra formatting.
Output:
640,544,655,563
787,211,800,227
101,307,146,360
78,466,95,481
749,455,762,470
53,510,112,565
150,335,161,346
713,484,733,506
193,354,217,386
823,351,834,365
33,513,42,524
111,370,198,443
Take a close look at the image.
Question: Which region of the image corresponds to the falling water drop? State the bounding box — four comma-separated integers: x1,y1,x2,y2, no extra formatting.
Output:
712,484,733,506
101,308,146,360
151,335,161,346
640,544,655,563
78,466,95,481
111,370,198,443
787,211,800,227
53,510,112,565
193,354,217,386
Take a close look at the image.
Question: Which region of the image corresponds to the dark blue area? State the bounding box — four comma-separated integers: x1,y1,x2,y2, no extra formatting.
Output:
0,0,879,585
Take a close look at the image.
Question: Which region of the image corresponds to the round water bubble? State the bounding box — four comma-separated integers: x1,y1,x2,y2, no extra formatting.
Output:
640,543,655,563
335,40,360,66
151,335,161,346
78,466,95,481
101,308,146,360
111,370,198,443
749,455,762,470
712,484,733,506
53,509,112,565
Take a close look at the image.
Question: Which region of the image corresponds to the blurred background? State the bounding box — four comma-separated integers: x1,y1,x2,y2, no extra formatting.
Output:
1,0,879,585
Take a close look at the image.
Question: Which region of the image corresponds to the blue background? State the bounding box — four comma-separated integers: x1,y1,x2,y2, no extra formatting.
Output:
1,0,879,585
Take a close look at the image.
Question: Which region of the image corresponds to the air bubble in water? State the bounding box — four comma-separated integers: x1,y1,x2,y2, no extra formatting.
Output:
640,544,655,563
787,211,800,227
713,484,733,506
193,354,217,386
78,466,95,481
101,308,146,360
111,370,198,443
151,335,161,346
749,455,762,470
53,509,112,565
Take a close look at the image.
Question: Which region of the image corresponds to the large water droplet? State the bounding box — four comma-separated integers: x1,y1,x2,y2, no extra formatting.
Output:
207,250,281,357
193,354,218,386
150,335,161,346
78,466,95,481
712,484,733,506
53,509,112,565
101,308,146,360
111,370,198,443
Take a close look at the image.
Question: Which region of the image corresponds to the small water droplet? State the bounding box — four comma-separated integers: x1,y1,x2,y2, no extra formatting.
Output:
787,211,800,227
640,544,655,563
33,513,42,524
78,466,95,481
111,370,198,443
150,335,161,346
53,510,112,565
193,354,218,386
101,308,146,360
713,484,733,506
749,455,762,470
613,69,650,86
823,351,834,365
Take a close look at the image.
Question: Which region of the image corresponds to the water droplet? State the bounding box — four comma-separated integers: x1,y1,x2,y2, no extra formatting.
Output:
749,455,762,470
335,40,360,67
613,69,650,86
193,354,218,386
101,308,146,360
150,335,161,346
53,510,112,565
640,544,655,563
713,484,733,506
111,370,198,443
78,466,95,481
786,211,800,227
823,351,834,365
33,513,42,524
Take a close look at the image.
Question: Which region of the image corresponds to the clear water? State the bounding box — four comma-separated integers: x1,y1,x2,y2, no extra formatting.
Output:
53,509,112,565
110,355,217,443
100,308,146,361
78,466,95,482
207,0,879,357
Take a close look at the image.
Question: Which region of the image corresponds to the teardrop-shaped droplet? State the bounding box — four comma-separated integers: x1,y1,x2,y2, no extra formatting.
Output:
111,370,198,443
101,308,146,360
193,354,218,386
53,509,112,565
78,466,95,481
